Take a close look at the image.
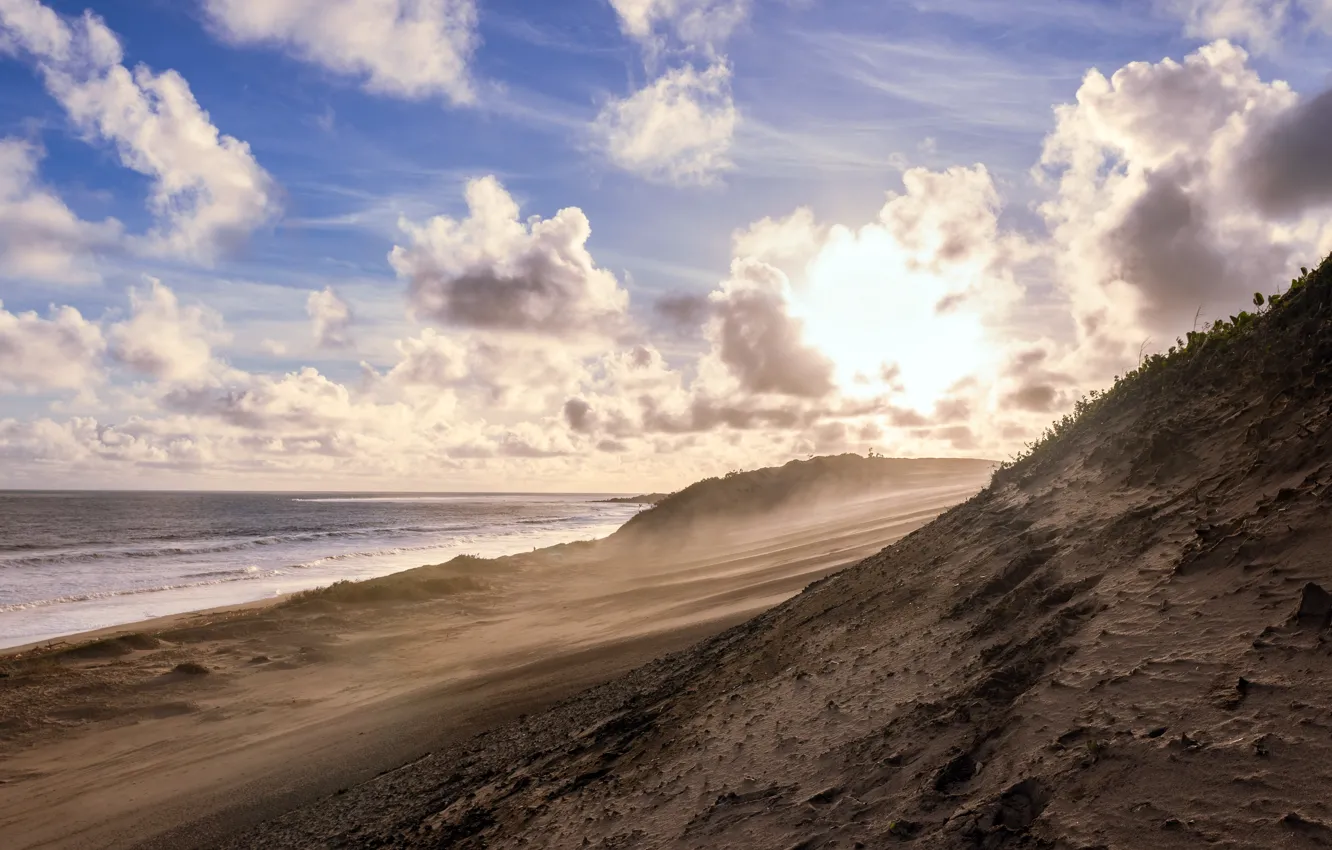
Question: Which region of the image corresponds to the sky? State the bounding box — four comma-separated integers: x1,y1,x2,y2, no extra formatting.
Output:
1,0,1330,492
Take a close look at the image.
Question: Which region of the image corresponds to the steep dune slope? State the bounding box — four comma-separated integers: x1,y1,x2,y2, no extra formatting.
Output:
227,259,1332,849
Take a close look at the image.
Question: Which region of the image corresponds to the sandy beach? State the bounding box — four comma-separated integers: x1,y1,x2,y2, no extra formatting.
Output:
0,468,990,850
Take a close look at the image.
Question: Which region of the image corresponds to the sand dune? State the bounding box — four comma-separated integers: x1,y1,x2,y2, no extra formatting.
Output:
0,463,990,850
213,260,1332,849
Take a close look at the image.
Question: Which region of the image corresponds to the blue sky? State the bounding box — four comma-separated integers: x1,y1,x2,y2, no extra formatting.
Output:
1,0,1330,490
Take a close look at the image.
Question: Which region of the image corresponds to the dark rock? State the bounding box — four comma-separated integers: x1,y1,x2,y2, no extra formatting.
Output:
934,752,978,793
1295,583,1332,629
173,662,210,676
1281,811,1332,841
888,819,921,838
993,778,1052,831
1146,726,1168,738
806,786,843,805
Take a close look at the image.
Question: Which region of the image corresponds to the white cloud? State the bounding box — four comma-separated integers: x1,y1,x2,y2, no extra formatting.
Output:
0,138,121,283
390,176,630,337
0,0,279,264
600,0,746,187
202,0,478,103
0,0,69,59
1165,0,1332,50
731,207,825,281
306,286,354,348
1168,0,1288,49
378,328,590,416
0,300,105,393
595,61,737,186
608,0,748,53
1037,40,1326,371
109,278,229,384
384,327,469,386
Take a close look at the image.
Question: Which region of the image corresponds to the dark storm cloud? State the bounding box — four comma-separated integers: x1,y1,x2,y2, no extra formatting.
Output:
1243,88,1332,218
712,284,835,398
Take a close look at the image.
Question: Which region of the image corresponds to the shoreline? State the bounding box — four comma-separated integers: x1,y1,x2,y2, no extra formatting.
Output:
1,595,291,658
0,503,640,654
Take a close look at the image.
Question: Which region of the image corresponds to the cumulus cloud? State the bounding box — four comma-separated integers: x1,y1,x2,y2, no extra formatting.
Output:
705,259,835,398
1037,40,1321,364
1242,87,1332,217
373,327,594,420
563,397,594,433
384,328,469,386
996,344,1076,414
201,0,477,103
165,366,360,431
600,0,746,187
731,207,825,280
307,286,354,348
595,62,737,186
0,138,121,283
390,176,630,337
608,0,748,53
0,0,279,263
1165,0,1332,51
0,300,105,393
654,292,712,333
880,166,1010,273
109,278,228,384
1167,0,1289,48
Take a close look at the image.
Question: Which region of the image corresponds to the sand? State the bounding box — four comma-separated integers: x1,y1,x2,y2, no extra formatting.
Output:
0,473,988,850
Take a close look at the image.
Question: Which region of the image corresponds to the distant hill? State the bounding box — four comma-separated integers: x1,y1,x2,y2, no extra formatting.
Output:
595,493,669,505
612,454,996,542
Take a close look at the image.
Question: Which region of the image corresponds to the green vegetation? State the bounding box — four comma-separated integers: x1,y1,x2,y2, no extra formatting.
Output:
991,257,1330,488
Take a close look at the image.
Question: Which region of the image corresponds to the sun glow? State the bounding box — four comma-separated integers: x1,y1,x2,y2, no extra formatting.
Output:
791,223,992,412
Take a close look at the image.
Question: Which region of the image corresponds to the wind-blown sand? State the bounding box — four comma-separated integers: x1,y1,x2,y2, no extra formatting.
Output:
0,460,991,850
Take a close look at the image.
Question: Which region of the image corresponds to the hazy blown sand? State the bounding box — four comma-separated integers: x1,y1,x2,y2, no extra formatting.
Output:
0,459,991,850
207,262,1332,848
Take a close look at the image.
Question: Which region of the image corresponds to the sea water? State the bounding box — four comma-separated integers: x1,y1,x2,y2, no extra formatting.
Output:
0,491,641,649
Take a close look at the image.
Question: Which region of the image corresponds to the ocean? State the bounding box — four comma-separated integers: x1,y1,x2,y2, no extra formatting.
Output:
0,491,643,650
